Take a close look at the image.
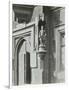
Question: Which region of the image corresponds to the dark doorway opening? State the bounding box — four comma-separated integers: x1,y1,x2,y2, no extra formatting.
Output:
24,52,31,84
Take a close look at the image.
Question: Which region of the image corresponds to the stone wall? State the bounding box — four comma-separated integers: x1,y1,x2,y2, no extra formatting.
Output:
44,7,65,83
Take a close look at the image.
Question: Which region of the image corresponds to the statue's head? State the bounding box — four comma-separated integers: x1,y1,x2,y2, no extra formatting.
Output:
39,14,44,21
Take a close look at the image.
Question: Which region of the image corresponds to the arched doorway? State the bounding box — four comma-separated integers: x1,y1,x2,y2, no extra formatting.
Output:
17,39,31,85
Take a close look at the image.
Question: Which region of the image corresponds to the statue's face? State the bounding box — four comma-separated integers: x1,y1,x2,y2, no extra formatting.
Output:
39,16,42,20
41,16,44,21
39,15,44,21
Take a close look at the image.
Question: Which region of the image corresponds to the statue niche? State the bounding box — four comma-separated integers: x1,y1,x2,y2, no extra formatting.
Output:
38,15,47,49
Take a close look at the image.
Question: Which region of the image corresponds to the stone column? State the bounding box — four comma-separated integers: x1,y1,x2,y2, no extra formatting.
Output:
37,45,47,83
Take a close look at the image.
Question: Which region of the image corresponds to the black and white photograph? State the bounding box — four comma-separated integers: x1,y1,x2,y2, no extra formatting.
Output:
12,4,65,85
1,0,69,90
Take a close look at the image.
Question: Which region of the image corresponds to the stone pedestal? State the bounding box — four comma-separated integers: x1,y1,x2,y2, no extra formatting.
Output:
37,45,47,83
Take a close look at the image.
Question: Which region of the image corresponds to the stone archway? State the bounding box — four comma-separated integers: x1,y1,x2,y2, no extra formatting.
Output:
16,38,31,85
